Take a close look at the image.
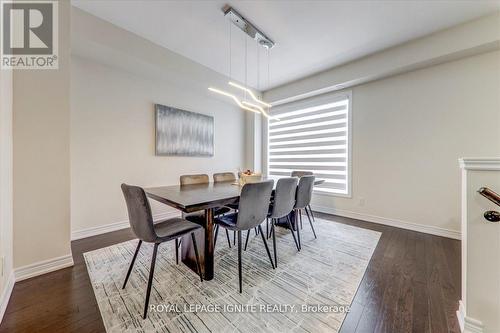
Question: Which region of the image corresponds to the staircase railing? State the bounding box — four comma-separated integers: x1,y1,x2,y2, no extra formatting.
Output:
477,187,500,222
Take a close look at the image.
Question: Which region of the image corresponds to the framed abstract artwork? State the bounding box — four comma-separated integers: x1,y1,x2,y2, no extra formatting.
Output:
155,104,214,156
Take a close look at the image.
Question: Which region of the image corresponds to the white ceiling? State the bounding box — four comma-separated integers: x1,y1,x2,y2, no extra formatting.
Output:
72,0,500,91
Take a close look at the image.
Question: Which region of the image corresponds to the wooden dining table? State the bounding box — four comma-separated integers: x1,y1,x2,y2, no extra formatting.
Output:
145,177,324,280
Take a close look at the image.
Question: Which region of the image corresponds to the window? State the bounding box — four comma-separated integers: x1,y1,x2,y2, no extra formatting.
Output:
266,92,351,196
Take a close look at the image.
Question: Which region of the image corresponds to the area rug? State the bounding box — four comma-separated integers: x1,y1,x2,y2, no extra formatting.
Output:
84,217,381,332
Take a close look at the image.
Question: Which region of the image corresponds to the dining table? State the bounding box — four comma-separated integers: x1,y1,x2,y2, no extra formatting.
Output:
145,177,324,280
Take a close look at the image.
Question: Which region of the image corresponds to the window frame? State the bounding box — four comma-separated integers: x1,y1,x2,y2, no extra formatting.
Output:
263,90,352,198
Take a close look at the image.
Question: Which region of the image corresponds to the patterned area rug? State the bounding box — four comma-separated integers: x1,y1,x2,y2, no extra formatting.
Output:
84,217,381,332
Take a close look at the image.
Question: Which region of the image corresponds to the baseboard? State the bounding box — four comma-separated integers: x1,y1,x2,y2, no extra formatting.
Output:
0,271,15,323
311,205,461,240
14,254,74,282
457,300,465,332
71,211,181,241
456,300,485,333
464,317,485,333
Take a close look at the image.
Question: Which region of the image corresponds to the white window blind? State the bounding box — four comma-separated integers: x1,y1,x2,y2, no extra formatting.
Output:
267,93,351,195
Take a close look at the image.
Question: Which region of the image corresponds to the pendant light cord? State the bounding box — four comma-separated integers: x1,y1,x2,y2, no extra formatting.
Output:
267,48,271,114
257,43,260,91
267,48,270,89
244,35,248,101
229,21,232,80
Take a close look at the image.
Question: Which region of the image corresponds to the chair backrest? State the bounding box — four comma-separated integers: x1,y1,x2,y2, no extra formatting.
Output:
121,184,157,243
180,174,209,185
295,175,315,209
270,177,298,219
291,170,313,178
236,180,274,230
213,172,236,183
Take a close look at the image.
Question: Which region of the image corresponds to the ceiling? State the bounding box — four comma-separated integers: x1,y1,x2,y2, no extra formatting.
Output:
72,0,500,91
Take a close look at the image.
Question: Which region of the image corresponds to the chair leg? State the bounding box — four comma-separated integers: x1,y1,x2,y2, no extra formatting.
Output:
233,231,236,246
266,217,269,239
307,204,315,222
304,207,317,239
214,224,219,247
122,240,142,289
143,243,159,319
225,229,232,248
254,227,258,235
297,213,302,250
258,225,275,269
272,218,277,267
191,233,203,282
238,230,242,293
300,209,303,229
285,216,300,251
175,239,179,265
244,229,250,251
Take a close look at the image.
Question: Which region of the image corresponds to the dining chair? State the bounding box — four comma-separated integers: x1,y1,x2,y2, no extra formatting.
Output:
121,184,203,319
213,172,239,210
180,174,232,251
290,170,313,177
290,170,316,225
213,172,242,245
293,175,317,249
213,180,275,293
180,174,209,185
266,177,300,267
213,172,236,183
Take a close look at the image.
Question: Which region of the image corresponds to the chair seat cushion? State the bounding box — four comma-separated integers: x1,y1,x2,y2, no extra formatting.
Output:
154,218,202,242
215,206,231,216
184,206,231,223
226,202,239,210
214,212,238,231
184,211,205,225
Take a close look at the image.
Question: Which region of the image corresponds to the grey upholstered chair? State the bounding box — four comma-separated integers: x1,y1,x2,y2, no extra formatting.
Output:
180,174,231,251
291,170,313,177
294,175,317,249
266,177,300,267
213,172,236,183
213,172,241,245
213,172,239,209
121,184,203,319
214,180,275,293
291,171,316,225
214,172,260,244
180,174,209,185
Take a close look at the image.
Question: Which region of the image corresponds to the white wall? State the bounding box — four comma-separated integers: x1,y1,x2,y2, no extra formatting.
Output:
264,14,500,238
313,51,500,237
13,0,72,269
70,8,246,235
0,66,14,319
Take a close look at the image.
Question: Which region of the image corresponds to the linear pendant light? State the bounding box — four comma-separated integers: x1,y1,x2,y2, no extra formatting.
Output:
208,87,260,114
228,81,272,108
208,6,277,121
241,101,279,120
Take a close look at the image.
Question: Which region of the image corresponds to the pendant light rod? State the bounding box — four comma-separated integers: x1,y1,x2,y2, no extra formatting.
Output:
208,87,260,114
223,5,275,49
229,81,272,108
241,101,280,121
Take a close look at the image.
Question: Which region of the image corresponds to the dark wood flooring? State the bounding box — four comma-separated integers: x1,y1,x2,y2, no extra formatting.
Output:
0,212,461,333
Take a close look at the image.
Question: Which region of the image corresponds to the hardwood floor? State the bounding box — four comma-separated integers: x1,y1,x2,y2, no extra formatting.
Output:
0,213,461,333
